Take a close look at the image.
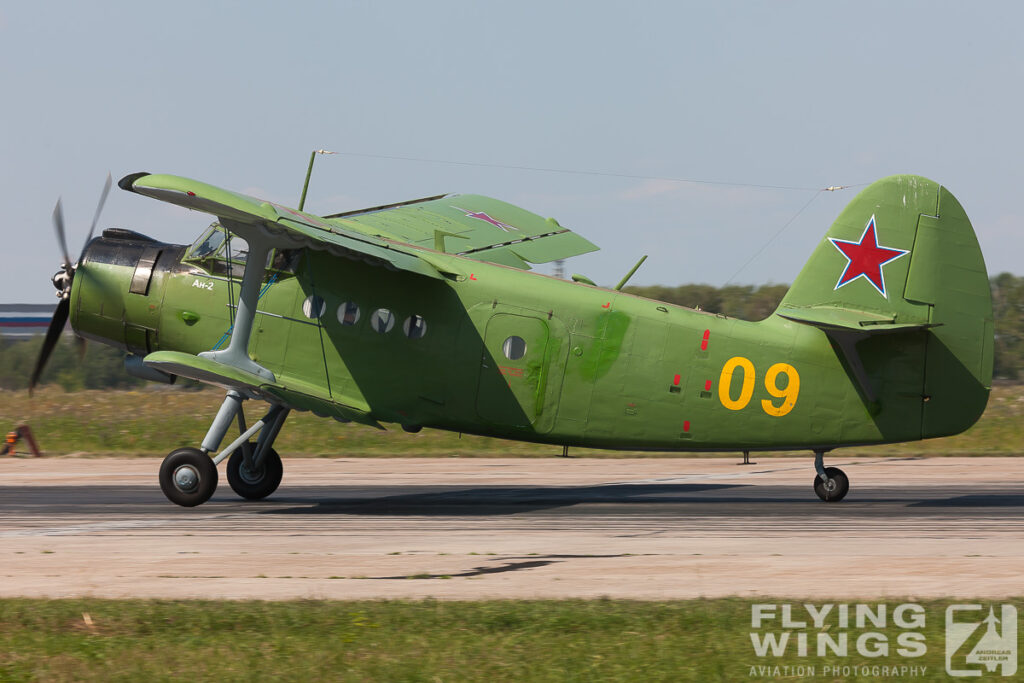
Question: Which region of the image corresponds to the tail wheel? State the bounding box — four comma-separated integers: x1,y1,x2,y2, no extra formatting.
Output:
227,445,283,500
813,466,850,502
159,447,218,507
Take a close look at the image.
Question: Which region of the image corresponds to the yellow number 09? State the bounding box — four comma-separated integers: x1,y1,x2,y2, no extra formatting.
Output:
718,356,755,411
717,357,800,416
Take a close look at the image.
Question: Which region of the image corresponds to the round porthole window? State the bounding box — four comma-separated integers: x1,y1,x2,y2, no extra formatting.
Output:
403,315,427,339
370,308,396,334
302,294,326,319
502,335,527,360
337,301,361,326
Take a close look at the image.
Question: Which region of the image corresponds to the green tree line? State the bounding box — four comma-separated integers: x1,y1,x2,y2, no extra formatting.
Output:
2,272,1023,390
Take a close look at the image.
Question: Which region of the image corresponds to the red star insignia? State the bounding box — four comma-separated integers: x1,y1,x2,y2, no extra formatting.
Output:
452,206,518,232
828,215,909,298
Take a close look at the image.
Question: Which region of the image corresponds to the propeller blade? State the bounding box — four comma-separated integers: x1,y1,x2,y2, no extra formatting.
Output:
29,297,70,395
53,199,72,268
83,173,112,254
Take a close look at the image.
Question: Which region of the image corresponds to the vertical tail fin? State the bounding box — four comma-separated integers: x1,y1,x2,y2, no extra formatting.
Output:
777,175,992,437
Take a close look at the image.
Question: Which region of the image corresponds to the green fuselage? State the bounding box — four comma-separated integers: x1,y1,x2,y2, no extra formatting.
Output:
70,230,947,452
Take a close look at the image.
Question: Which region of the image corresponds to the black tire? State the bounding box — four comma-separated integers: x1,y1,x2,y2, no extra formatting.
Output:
813,466,850,502
159,447,218,507
226,445,282,500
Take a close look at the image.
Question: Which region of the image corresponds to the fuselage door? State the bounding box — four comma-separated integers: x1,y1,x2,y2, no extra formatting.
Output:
476,313,558,430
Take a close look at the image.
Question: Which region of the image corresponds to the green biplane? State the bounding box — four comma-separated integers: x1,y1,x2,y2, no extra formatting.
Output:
33,170,992,506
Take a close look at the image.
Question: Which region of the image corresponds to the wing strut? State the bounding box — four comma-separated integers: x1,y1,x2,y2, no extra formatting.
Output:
198,229,276,382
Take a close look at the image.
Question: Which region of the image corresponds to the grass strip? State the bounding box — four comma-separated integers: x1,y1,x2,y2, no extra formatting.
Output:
1,598,1009,682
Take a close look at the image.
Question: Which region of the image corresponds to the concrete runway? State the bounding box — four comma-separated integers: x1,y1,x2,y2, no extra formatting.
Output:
1,456,1022,600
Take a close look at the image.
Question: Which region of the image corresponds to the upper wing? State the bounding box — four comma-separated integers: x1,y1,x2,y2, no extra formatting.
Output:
120,173,449,279
329,194,599,270
120,173,599,274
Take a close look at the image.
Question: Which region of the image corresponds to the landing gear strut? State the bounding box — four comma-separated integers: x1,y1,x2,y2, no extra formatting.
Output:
158,390,289,506
812,450,849,502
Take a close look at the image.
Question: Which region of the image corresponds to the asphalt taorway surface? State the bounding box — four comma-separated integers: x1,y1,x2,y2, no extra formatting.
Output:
1,457,1021,599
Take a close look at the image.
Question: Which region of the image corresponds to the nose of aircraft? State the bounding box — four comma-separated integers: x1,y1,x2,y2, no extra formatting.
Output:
29,175,112,392
70,230,177,353
29,175,184,392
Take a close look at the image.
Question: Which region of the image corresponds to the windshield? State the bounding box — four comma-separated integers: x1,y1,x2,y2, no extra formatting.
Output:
185,223,248,277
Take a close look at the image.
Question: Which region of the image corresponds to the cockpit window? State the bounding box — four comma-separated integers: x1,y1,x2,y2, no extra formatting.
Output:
271,249,302,273
215,234,249,278
184,223,299,279
189,226,225,260
186,223,245,275
225,234,249,264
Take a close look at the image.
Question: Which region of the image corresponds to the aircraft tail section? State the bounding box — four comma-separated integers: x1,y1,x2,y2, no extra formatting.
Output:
777,175,992,438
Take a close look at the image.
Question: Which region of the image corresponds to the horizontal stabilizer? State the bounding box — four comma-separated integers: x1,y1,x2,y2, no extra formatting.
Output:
776,304,934,333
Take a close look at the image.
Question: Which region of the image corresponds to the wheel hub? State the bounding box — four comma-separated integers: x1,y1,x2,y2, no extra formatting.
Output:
173,464,200,493
238,461,264,485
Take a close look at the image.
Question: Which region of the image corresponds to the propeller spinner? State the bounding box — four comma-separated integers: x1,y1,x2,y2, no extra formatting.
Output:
30,174,112,393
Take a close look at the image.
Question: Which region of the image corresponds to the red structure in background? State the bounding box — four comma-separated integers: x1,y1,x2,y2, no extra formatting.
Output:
4,425,41,456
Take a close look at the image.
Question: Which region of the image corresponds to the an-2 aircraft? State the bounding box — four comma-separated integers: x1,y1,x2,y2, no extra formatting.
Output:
32,170,992,506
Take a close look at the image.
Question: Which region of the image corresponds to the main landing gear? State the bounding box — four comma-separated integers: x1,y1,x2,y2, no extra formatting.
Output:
812,450,849,502
159,390,289,507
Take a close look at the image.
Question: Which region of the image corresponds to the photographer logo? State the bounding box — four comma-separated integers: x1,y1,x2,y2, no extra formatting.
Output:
946,604,1017,677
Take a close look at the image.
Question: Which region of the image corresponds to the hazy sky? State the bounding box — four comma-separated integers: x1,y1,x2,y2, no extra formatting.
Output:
2,1,1021,303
